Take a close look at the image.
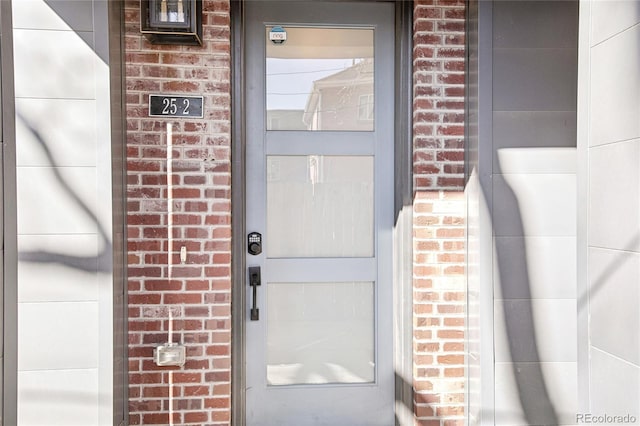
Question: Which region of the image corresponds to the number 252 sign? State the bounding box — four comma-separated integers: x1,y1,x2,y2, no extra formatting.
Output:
149,95,204,118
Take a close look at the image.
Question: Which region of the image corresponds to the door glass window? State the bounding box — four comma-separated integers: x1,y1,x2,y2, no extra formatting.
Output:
266,155,374,258
267,281,374,385
266,27,374,131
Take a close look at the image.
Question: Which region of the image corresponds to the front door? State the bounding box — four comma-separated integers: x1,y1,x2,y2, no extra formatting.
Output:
245,2,395,424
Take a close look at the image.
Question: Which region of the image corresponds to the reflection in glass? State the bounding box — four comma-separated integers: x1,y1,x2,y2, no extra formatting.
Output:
267,156,374,258
267,281,374,385
266,27,374,131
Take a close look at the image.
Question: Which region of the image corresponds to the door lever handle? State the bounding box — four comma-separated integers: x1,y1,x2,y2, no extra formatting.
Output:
248,266,261,321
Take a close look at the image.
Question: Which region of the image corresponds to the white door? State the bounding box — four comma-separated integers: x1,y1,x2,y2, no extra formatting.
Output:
245,2,395,424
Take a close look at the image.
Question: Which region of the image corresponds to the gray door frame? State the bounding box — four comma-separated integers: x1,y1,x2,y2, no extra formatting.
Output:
230,1,414,424
0,0,18,423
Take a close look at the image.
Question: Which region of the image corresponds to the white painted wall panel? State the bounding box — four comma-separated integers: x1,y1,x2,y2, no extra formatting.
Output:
493,112,577,149
590,348,640,418
579,1,640,418
13,1,114,424
12,29,95,99
493,174,576,237
491,3,578,425
494,236,576,300
18,369,99,426
494,299,577,363
493,48,577,112
493,0,578,48
590,25,640,147
495,147,576,175
16,99,98,167
13,0,93,31
18,302,99,370
588,140,640,252
589,247,640,365
590,0,640,46
18,235,99,302
16,167,98,234
494,361,577,426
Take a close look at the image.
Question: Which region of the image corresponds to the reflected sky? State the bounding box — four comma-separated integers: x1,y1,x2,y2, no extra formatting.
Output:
266,58,358,110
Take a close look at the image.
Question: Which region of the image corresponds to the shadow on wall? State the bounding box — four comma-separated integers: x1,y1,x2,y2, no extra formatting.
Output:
16,113,112,272
43,0,109,63
395,372,444,425
579,233,640,313
491,158,558,425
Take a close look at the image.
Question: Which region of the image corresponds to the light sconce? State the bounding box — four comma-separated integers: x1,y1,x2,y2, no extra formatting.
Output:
141,0,203,46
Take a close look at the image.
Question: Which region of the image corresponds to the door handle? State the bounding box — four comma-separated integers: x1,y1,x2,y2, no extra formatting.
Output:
249,266,261,321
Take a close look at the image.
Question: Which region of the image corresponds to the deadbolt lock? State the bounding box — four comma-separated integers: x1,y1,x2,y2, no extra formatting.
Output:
248,232,262,255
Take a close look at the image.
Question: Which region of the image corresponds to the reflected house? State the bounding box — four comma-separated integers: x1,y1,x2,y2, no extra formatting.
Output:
266,109,306,130
303,59,374,131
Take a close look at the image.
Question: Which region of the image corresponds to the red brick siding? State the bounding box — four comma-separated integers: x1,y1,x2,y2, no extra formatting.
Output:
413,1,466,425
124,1,232,424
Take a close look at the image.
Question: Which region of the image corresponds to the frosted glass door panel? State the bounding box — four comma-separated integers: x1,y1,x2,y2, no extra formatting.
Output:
266,27,374,131
267,155,374,258
266,282,374,385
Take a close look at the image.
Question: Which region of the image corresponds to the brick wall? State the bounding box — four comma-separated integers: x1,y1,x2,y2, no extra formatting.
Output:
412,1,466,425
124,1,233,424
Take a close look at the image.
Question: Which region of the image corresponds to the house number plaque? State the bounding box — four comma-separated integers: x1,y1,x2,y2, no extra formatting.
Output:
149,94,204,118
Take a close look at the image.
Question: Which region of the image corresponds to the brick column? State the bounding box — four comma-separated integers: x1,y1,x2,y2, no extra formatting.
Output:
412,1,466,425
124,1,233,424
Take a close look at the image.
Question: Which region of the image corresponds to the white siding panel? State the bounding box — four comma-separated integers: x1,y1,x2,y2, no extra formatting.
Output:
590,0,640,47
18,234,99,303
494,299,577,363
18,302,99,371
16,99,98,167
494,362,577,426
18,369,99,426
589,247,640,365
588,140,640,252
13,29,95,99
493,174,576,237
12,0,94,31
494,236,576,300
16,167,97,235
590,348,640,417
13,0,114,424
590,25,640,147
493,48,577,112
495,147,576,175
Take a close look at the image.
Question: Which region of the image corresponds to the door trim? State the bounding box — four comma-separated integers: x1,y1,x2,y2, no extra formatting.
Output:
392,2,415,425
230,1,413,424
230,0,247,423
1,0,18,423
